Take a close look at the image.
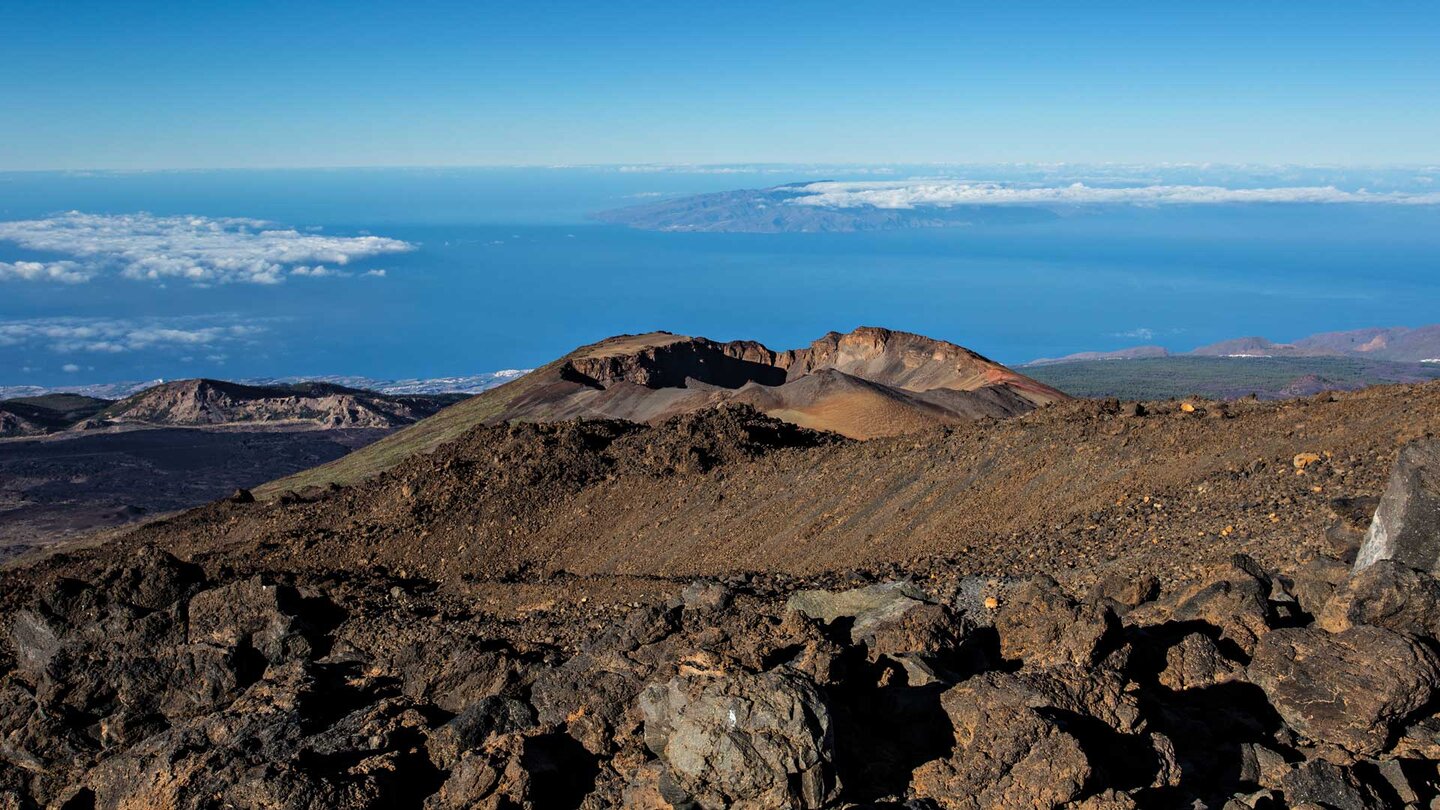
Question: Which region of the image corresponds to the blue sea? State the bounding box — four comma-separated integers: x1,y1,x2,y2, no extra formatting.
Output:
2,166,1438,386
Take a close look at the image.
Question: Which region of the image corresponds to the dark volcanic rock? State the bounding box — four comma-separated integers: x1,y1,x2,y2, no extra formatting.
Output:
1170,560,1277,656
1246,625,1440,756
638,669,838,809
1317,559,1440,637
426,696,536,770
1159,631,1242,691
1354,438,1440,573
910,672,1093,809
187,576,315,664
993,575,1117,667
1279,759,1383,810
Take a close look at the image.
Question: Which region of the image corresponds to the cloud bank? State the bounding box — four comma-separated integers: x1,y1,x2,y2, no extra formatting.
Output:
786,181,1440,209
0,260,91,283
0,316,266,354
0,212,413,284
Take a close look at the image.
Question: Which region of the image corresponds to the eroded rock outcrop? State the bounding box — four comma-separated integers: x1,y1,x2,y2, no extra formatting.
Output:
638,669,839,809
1354,438,1440,573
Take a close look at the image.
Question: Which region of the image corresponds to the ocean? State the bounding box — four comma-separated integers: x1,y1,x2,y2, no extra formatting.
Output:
2,166,1438,386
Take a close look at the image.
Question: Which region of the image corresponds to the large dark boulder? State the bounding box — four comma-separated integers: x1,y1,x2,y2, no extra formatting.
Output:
187,576,313,664
1354,439,1440,574
426,696,536,770
1318,559,1440,638
530,665,642,755
1278,759,1384,810
1170,559,1276,657
424,730,597,810
638,668,838,809
910,672,1093,809
993,575,1116,668
1246,626,1440,756
97,546,204,612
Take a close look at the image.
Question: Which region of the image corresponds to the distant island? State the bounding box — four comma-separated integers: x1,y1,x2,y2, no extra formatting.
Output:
594,182,1057,233
1022,324,1440,400
595,178,1440,233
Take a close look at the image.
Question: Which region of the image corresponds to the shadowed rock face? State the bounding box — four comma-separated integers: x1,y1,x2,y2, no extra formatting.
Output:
562,335,786,390
1354,439,1440,573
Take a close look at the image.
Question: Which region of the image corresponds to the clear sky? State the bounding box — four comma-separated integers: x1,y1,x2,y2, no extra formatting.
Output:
4,1,1437,170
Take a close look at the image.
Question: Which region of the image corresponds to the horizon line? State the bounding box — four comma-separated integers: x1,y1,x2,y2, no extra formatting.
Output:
3,160,1439,175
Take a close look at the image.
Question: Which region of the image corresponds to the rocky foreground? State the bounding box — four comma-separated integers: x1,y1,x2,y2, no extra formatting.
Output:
3,393,1440,808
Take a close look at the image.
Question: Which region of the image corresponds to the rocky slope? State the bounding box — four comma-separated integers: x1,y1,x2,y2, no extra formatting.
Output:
265,327,1067,494
0,394,111,437
1193,326,1440,362
89,379,465,430
4,384,1440,808
1025,346,1173,366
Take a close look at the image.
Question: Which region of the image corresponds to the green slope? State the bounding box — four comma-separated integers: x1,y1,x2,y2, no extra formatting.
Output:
1024,356,1440,401
255,359,561,496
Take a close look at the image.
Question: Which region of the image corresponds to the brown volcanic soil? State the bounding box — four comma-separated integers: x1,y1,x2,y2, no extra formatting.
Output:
15,382,1437,598
4,384,1440,809
266,326,1068,495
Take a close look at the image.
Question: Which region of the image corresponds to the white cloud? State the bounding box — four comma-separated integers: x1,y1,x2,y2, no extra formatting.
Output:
1114,327,1156,340
0,212,413,285
0,260,93,283
290,264,349,278
0,316,267,354
362,269,387,278
62,364,80,373
786,180,1440,209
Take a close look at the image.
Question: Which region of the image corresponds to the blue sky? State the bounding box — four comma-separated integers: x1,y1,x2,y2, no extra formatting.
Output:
4,1,1438,170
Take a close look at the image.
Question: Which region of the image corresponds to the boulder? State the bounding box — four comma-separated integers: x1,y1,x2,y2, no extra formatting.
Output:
186,576,312,664
1283,556,1352,618
638,668,838,809
531,665,642,755
391,639,530,714
424,730,598,810
1159,632,1241,691
427,696,536,770
1170,563,1275,656
1094,570,1161,612
1317,559,1440,638
1354,439,1440,574
993,575,1116,667
1279,759,1382,810
1246,626,1440,756
785,580,929,641
97,546,204,611
1071,789,1139,809
680,579,733,614
8,609,63,685
1366,757,1420,805
1013,660,1144,734
910,672,1092,809
864,602,970,661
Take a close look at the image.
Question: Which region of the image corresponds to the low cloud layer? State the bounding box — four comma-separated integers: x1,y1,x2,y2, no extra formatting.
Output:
0,260,90,283
0,212,413,284
787,181,1440,209
0,316,266,354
